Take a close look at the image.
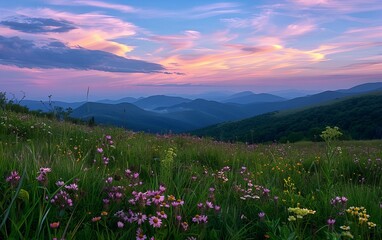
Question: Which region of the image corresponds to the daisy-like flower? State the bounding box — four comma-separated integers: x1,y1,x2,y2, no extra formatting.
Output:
157,211,167,219
149,216,162,228
136,228,147,240
152,194,165,205
181,221,189,231
136,213,147,225
340,225,350,231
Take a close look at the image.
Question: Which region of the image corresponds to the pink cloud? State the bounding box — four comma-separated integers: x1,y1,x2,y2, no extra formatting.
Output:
284,23,316,36
12,8,137,56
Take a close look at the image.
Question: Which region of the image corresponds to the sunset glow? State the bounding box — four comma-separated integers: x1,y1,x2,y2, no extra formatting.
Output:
1,0,381,100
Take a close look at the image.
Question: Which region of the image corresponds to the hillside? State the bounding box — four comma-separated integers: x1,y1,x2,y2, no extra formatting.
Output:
70,102,193,133
1,103,382,239
192,93,382,143
132,95,191,110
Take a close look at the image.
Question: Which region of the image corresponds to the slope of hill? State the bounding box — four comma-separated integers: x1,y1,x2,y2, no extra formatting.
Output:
132,95,191,110
156,99,252,120
70,102,193,133
97,97,137,104
338,82,382,93
21,100,85,112
192,93,382,143
223,91,286,104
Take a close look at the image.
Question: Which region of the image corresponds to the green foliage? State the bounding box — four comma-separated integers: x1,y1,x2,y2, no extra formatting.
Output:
193,93,382,143
1,109,382,239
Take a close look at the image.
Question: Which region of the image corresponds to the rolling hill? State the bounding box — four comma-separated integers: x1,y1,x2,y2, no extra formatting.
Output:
132,95,191,110
192,92,382,143
222,91,286,104
70,102,193,133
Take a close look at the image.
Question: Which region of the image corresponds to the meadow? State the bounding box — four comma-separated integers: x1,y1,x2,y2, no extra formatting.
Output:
1,110,382,239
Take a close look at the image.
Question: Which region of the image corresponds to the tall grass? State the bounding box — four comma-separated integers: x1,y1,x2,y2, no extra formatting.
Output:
1,110,381,239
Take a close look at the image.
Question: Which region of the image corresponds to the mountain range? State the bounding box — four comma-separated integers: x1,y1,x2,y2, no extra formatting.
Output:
20,82,382,134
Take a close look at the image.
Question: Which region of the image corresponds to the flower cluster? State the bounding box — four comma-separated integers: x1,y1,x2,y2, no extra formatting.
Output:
330,196,348,206
36,167,51,185
6,170,20,187
113,184,187,239
346,206,376,229
288,205,316,221
125,169,143,187
50,181,79,209
215,166,230,182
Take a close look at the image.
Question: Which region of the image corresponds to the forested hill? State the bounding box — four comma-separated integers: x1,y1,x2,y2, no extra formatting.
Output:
192,93,382,143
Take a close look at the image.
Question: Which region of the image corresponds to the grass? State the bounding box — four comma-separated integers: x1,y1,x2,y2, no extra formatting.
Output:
1,110,382,239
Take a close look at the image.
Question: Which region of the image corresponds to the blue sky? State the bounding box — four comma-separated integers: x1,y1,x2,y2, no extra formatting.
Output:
0,0,382,100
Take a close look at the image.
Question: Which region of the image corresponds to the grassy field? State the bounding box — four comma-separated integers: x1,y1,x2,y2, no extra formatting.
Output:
1,110,382,239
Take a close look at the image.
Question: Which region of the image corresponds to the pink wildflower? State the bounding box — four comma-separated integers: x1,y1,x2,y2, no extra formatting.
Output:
117,221,124,228
149,216,162,228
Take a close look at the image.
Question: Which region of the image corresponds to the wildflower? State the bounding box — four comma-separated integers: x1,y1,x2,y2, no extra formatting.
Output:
214,205,221,212
50,190,73,209
206,201,214,209
157,211,167,219
181,221,189,231
92,216,101,222
327,218,336,226
288,216,296,221
192,214,208,224
56,180,65,187
117,221,124,228
50,222,60,229
136,213,148,225
105,177,113,184
65,183,78,191
101,211,108,216
136,228,147,240
36,167,51,184
367,222,376,229
149,216,162,228
263,188,270,196
97,148,103,153
258,212,265,220
6,171,20,187
340,225,350,231
152,194,164,205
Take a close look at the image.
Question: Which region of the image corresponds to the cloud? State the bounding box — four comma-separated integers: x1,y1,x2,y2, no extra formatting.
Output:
47,0,137,13
49,0,241,19
0,35,164,73
0,15,76,33
6,9,137,57
289,0,382,13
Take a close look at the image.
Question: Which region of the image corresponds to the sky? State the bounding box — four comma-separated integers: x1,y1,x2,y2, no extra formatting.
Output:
1,0,382,101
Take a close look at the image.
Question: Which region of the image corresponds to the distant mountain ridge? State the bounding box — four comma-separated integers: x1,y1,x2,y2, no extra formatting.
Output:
18,82,382,134
222,91,286,104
